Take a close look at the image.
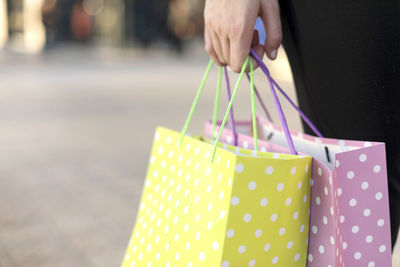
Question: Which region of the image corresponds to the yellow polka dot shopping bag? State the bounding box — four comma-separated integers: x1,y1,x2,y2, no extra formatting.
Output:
121,57,312,267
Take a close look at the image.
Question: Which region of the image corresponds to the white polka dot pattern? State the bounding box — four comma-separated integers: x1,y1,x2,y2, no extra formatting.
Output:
204,118,392,267
121,127,312,267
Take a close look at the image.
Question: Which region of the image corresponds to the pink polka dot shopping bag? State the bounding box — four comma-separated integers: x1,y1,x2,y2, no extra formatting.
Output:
204,50,392,267
121,58,313,266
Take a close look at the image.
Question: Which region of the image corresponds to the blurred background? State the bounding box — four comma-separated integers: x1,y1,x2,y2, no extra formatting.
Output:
0,0,399,266
1,0,205,52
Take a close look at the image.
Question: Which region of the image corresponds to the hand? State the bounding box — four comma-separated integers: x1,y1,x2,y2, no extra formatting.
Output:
204,0,282,72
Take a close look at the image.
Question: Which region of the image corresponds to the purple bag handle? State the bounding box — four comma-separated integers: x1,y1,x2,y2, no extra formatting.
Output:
250,49,297,154
223,67,238,146
245,73,274,122
224,68,274,146
250,48,323,138
250,48,325,155
224,49,323,155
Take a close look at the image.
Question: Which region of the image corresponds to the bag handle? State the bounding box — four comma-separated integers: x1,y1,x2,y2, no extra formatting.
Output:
211,67,239,146
249,59,259,151
249,49,298,154
223,66,239,146
178,59,213,147
250,48,323,138
245,72,274,122
212,67,274,147
179,57,259,162
215,52,322,152
211,66,223,144
212,56,259,161
180,49,318,159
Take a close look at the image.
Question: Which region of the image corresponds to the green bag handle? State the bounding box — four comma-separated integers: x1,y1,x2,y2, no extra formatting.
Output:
249,59,259,151
211,66,223,142
178,57,258,162
178,59,213,148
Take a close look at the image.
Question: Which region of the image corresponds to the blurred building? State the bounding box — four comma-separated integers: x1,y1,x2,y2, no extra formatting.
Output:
0,0,205,53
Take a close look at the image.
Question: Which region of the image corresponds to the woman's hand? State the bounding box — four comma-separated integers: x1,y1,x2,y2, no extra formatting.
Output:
204,0,282,72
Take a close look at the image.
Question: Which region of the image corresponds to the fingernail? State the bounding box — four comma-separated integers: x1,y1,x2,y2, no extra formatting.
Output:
270,49,278,60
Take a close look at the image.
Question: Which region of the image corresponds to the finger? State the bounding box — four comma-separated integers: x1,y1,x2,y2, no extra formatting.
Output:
260,0,282,60
229,24,253,73
250,30,264,70
251,44,265,70
221,37,231,66
210,30,226,65
205,28,223,65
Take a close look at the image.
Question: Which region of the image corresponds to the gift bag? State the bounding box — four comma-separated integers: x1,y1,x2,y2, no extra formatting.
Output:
258,116,392,267
204,49,392,267
121,58,312,267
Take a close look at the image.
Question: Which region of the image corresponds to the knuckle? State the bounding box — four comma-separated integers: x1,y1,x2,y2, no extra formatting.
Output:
215,24,224,36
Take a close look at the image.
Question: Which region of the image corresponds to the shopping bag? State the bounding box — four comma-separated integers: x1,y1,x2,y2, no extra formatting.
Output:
258,115,391,267
204,49,392,267
121,58,312,267
122,126,312,267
